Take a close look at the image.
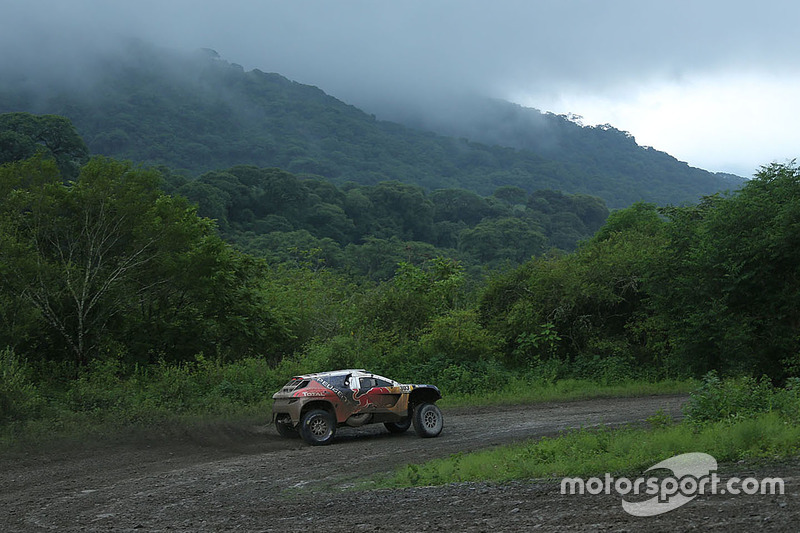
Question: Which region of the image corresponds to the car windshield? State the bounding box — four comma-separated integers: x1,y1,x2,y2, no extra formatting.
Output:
376,374,397,385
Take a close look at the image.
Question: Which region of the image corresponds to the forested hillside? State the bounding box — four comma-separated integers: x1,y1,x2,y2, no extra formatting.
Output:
166,165,608,278
1,111,798,436
385,95,745,194
1,111,607,280
0,41,738,208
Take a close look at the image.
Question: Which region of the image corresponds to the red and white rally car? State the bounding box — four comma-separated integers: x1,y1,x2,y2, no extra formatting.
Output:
271,369,443,445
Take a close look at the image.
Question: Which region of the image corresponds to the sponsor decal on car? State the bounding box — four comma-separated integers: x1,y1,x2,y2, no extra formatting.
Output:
312,376,348,402
300,390,328,397
352,387,391,410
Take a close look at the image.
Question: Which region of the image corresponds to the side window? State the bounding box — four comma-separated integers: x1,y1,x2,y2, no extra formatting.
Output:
329,375,347,388
374,378,393,388
360,378,377,389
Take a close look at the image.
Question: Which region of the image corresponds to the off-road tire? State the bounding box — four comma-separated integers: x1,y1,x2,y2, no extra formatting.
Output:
299,409,336,446
384,417,412,434
275,419,300,438
412,402,443,438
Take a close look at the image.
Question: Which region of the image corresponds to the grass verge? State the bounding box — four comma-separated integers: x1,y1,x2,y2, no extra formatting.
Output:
376,413,800,488
439,378,695,408
374,375,800,488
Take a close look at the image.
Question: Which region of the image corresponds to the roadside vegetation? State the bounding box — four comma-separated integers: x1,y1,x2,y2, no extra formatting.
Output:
1,114,799,456
0,344,692,448
377,374,800,487
439,378,694,408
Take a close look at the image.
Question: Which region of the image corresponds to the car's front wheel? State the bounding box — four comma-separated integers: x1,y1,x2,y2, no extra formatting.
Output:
412,402,443,438
299,409,336,445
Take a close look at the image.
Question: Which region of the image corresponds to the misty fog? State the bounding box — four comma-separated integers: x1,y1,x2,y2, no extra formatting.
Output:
2,0,799,174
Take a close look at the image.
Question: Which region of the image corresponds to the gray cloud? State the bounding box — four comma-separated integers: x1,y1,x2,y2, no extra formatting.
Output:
5,0,798,100
3,0,799,173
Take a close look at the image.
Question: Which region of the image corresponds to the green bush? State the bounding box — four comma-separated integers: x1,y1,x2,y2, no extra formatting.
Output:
0,348,44,422
571,352,636,385
128,356,284,413
683,371,794,424
524,357,569,384
418,310,502,363
65,357,129,412
215,357,279,405
299,331,390,375
414,357,513,395
774,377,800,424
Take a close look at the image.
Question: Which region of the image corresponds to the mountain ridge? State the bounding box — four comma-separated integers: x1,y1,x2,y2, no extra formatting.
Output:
0,41,741,208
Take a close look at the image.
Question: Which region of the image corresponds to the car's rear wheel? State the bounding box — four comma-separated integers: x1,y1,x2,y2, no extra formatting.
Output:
412,402,443,438
299,409,336,445
384,416,412,434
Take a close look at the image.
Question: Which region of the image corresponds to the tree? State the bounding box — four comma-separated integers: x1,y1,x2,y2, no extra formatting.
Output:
593,202,662,241
431,188,490,225
492,185,528,206
652,162,800,379
0,156,291,365
363,181,434,241
0,113,89,178
0,158,144,361
0,131,37,164
364,258,465,338
459,217,546,264
479,203,668,372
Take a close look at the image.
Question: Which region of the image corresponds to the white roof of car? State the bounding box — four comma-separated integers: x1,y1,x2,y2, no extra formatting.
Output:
296,369,368,379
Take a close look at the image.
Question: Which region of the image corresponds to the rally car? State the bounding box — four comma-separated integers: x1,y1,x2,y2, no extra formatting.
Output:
271,369,443,445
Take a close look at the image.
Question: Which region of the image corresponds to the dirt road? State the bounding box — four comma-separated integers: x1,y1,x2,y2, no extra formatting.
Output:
1,394,797,531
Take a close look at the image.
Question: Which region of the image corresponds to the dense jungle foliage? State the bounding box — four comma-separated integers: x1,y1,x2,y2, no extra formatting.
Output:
165,164,609,278
0,111,797,432
0,41,739,208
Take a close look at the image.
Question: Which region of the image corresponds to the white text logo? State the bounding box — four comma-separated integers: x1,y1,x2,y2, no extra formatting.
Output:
560,452,784,516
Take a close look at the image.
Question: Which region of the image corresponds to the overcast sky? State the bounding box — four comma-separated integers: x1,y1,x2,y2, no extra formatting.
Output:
4,0,799,176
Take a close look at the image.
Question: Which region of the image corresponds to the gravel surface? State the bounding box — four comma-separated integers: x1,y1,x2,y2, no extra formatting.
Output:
1,394,797,531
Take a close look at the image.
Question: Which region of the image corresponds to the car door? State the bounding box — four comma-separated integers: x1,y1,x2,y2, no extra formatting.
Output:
356,376,402,412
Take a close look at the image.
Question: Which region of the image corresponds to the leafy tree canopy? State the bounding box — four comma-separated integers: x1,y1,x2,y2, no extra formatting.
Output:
171,165,610,278
0,112,89,178
479,162,800,382
0,156,294,366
